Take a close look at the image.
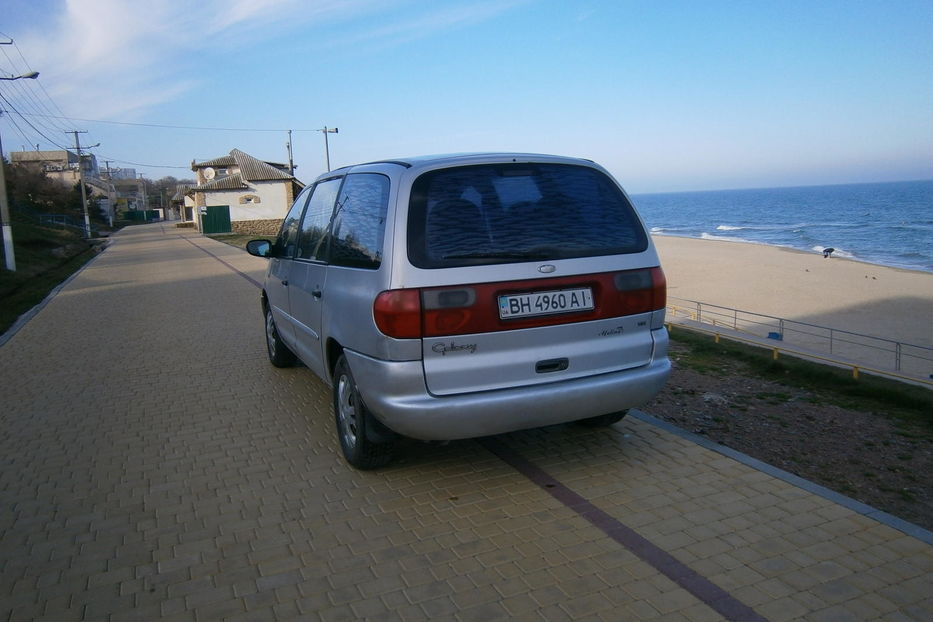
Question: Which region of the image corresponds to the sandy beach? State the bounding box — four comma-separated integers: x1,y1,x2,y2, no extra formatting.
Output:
653,235,933,351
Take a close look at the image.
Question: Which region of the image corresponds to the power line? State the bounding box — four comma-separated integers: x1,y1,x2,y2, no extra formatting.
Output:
0,93,70,149
0,73,71,136
1,108,35,149
0,36,304,176
5,36,72,124
6,111,320,133
0,47,72,136
94,154,191,170
0,36,88,147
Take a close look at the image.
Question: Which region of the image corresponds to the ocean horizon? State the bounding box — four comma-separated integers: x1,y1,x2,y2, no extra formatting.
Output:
630,179,933,274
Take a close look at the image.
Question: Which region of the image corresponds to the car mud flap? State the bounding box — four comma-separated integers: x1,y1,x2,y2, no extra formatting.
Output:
365,410,399,443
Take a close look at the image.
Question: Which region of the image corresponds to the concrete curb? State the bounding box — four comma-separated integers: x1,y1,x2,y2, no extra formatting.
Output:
631,409,933,546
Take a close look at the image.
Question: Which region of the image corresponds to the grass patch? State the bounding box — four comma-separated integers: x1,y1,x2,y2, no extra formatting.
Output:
880,486,917,502
0,218,103,336
755,391,793,404
668,325,933,432
207,233,261,250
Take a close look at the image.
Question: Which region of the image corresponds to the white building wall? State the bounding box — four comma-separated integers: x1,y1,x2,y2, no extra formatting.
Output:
201,181,290,222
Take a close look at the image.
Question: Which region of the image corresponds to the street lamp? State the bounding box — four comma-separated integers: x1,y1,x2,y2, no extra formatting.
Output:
316,126,338,172
0,70,40,271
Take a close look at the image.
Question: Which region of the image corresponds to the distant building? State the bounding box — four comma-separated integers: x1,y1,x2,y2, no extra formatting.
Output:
171,184,196,222
10,149,115,218
10,149,99,185
188,149,303,234
101,167,137,180
109,177,151,214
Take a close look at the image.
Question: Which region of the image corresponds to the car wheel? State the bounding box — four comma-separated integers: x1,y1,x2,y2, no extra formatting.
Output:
576,410,628,427
265,307,296,367
333,355,392,469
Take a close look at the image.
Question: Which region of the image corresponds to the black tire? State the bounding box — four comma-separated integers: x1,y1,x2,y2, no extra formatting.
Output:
332,355,392,469
576,410,629,427
265,307,296,368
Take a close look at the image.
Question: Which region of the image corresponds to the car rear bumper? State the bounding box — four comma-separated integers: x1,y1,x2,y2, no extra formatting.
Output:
344,330,671,441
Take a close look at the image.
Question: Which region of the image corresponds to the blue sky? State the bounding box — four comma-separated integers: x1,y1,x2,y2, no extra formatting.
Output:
1,0,931,193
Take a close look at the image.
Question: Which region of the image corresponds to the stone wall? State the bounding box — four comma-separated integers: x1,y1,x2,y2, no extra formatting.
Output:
231,219,282,236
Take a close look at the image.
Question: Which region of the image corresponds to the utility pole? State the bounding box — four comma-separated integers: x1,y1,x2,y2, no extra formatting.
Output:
316,127,339,172
66,130,91,238
0,112,15,270
139,174,147,216
102,161,114,227
0,67,41,270
286,129,295,176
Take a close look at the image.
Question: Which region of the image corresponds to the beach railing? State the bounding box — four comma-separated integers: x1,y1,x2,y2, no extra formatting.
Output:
667,296,933,382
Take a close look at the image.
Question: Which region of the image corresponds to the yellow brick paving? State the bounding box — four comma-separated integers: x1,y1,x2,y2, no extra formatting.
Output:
0,223,930,621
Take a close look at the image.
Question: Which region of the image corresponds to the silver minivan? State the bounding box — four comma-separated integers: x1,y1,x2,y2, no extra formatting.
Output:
247,153,670,468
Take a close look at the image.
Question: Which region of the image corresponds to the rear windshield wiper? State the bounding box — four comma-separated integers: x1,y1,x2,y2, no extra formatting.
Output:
442,251,552,260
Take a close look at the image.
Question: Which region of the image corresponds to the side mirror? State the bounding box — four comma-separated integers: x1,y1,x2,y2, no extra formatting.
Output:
246,239,273,258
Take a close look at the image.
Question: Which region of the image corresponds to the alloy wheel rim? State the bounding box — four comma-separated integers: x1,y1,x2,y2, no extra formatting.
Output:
265,313,277,357
336,374,359,449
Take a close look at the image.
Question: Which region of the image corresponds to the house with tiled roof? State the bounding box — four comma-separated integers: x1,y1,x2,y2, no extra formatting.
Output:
170,184,196,222
188,149,303,234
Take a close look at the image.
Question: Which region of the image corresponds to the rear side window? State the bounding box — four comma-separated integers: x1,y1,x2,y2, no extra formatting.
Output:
330,173,390,269
408,163,648,268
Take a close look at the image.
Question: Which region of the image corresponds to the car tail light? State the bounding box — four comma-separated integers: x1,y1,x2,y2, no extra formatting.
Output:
374,289,422,338
422,287,477,336
613,267,666,316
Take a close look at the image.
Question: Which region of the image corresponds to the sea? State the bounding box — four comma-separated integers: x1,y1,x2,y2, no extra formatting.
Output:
630,180,933,274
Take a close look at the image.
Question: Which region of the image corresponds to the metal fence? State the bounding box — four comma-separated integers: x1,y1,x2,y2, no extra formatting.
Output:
667,296,933,381
37,213,95,236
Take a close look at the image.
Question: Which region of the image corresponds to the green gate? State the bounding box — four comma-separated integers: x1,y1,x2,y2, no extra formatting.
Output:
200,205,231,234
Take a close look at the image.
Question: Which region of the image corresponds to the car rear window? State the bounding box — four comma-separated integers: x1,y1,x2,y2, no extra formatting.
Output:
407,163,648,268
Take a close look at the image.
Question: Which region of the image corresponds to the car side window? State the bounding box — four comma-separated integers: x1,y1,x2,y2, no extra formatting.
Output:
330,174,390,269
297,178,342,261
275,186,311,258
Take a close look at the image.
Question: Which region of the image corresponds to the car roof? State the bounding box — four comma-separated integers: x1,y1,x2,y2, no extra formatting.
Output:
318,152,597,180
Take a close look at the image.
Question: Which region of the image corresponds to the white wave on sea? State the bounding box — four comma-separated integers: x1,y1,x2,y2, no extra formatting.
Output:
634,180,933,272
700,232,760,245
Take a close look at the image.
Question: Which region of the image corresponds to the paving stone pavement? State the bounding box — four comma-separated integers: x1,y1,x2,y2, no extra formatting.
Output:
1,223,931,622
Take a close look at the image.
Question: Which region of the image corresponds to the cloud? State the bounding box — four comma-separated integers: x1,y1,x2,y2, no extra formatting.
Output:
322,0,531,49
4,0,531,123
9,0,381,118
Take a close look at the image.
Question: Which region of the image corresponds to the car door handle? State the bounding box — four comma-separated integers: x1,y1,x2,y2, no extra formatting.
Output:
281,279,288,286
312,289,322,299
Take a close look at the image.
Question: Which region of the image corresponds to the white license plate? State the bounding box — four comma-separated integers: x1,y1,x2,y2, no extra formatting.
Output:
498,288,594,319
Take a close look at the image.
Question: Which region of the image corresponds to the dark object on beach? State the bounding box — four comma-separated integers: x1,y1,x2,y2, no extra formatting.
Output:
823,247,835,258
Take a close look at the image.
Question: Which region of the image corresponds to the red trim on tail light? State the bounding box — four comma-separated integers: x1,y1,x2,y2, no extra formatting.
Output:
374,268,666,339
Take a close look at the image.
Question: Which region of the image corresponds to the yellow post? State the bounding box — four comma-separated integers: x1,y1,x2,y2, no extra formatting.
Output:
715,333,720,344
772,348,779,360
852,367,860,380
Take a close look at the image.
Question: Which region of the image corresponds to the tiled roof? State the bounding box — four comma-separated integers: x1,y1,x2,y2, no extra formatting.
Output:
191,149,294,182
171,184,193,201
229,149,293,181
189,174,249,192
193,155,236,168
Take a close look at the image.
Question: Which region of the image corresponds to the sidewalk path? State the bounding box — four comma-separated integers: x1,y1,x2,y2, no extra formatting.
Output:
1,223,930,621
